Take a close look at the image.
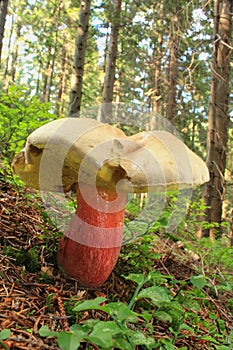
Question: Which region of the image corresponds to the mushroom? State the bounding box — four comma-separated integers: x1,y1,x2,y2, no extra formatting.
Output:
12,118,209,287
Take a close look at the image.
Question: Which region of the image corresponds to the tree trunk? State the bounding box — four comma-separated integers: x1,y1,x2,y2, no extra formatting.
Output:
229,208,233,246
42,51,51,102
36,64,41,95
68,0,91,117
57,40,67,115
166,14,180,123
46,29,58,102
152,34,163,114
100,0,121,123
11,22,21,82
202,0,232,238
0,0,8,65
3,13,14,89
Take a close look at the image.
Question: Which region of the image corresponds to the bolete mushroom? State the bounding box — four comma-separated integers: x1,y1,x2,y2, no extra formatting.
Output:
12,117,209,287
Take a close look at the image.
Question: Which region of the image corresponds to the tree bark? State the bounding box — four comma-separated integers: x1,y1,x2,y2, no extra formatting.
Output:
166,14,180,123
3,13,14,89
0,0,8,65
46,28,58,103
42,50,51,102
152,34,163,114
68,0,91,117
57,39,67,115
100,0,121,123
11,22,21,82
202,0,232,238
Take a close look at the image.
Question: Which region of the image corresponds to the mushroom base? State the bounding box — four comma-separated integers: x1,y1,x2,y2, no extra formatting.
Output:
58,237,122,287
57,183,126,287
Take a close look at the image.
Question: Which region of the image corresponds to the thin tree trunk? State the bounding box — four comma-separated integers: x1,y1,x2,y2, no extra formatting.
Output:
166,14,180,123
68,0,91,117
36,64,41,95
42,52,51,102
46,29,58,102
99,21,109,96
100,0,121,123
152,34,163,114
115,69,122,105
57,40,67,115
202,0,232,238
3,13,14,89
11,22,21,82
63,49,73,115
0,0,8,65
229,209,233,246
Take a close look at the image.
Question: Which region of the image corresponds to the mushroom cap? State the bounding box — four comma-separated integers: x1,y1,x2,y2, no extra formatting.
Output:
12,118,209,193
116,131,210,192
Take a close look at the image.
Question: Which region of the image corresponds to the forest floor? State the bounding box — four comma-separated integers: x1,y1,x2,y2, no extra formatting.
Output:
0,178,232,350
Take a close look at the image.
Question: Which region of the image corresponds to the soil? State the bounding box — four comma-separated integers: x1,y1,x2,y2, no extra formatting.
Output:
0,178,232,349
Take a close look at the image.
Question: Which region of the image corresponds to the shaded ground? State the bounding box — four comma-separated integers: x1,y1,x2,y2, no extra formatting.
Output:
0,178,232,349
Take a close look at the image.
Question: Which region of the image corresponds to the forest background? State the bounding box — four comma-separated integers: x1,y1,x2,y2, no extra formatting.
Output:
0,0,232,239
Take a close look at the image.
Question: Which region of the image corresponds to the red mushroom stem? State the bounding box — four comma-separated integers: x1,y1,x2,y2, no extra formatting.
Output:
57,182,127,287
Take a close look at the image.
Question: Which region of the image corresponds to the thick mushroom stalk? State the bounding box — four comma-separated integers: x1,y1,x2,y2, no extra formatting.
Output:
57,183,127,287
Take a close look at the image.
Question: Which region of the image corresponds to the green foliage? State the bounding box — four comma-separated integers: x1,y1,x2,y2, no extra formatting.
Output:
0,329,11,341
38,268,233,349
191,238,233,287
34,190,233,349
119,234,161,274
0,329,11,350
40,290,158,349
0,85,55,160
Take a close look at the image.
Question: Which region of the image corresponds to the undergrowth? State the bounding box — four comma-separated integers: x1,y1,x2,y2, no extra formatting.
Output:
37,193,233,349
37,266,233,349
1,176,232,349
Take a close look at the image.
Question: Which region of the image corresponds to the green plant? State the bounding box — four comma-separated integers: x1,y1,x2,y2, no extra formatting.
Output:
0,85,55,160
119,234,161,274
39,286,158,349
38,266,232,349
0,329,11,350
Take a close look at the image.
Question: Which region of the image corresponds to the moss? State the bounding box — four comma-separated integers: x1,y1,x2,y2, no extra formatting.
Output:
4,246,40,272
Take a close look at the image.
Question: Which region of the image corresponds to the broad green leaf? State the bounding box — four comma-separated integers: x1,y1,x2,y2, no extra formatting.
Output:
57,330,85,350
73,297,106,312
190,275,207,290
88,321,120,348
0,329,11,340
70,323,91,333
147,270,170,284
137,286,171,306
159,339,175,349
113,337,134,350
123,273,146,285
129,331,157,347
154,311,173,323
103,302,139,322
140,312,153,322
182,298,201,311
38,325,58,337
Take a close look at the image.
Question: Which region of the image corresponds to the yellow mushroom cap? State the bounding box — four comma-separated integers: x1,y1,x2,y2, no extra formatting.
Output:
12,118,209,193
